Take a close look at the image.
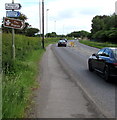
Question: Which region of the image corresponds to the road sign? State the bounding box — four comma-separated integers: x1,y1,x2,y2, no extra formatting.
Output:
5,3,22,10
6,11,21,17
3,17,24,29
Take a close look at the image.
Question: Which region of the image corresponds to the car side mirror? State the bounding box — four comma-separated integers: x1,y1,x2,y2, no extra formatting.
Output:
92,53,99,58
92,53,96,56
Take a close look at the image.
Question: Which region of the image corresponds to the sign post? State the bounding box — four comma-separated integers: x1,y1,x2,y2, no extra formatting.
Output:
12,28,15,60
4,0,23,60
12,0,15,60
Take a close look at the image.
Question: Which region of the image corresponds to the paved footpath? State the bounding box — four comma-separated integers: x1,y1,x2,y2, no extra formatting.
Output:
28,45,104,118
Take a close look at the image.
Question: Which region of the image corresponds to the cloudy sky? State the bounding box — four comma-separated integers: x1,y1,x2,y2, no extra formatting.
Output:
0,0,117,35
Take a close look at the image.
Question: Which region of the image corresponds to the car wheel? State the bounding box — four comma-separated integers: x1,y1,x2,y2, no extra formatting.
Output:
104,66,110,82
88,61,94,72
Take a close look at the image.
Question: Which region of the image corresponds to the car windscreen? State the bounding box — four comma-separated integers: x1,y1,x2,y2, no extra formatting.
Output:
59,40,66,42
112,49,117,60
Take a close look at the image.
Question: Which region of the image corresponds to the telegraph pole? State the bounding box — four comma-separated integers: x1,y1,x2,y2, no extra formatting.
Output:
46,9,49,36
42,0,45,49
39,0,42,36
115,1,117,15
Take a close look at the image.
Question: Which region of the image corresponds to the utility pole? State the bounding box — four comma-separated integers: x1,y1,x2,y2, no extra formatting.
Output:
46,9,49,36
12,0,15,59
115,1,117,15
42,0,44,49
39,0,42,36
54,20,56,33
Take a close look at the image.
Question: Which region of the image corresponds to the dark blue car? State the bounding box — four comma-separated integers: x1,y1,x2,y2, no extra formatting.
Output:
88,47,117,82
58,40,67,47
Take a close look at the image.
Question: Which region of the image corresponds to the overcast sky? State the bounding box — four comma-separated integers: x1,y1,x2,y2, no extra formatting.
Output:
0,0,117,35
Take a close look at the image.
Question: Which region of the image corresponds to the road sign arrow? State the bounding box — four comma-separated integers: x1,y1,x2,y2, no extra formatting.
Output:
19,4,22,9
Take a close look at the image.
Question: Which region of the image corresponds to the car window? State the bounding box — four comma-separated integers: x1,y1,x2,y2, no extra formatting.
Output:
59,40,65,42
112,49,117,59
97,48,105,55
103,49,111,57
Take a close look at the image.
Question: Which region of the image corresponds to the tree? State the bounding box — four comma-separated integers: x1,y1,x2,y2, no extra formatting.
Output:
91,15,107,34
90,14,117,43
46,32,57,37
25,28,39,37
66,30,90,38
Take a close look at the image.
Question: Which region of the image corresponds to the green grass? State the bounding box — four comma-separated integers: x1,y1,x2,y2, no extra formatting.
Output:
44,37,59,46
3,49,45,118
79,40,117,49
2,33,58,118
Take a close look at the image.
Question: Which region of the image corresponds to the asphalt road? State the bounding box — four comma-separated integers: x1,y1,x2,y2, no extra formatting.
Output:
52,40,116,118
29,41,116,118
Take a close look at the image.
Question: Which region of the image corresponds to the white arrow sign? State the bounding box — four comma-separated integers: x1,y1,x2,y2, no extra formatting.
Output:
5,3,22,10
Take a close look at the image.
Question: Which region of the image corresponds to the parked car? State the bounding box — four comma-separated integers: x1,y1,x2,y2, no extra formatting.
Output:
88,47,117,81
58,40,67,47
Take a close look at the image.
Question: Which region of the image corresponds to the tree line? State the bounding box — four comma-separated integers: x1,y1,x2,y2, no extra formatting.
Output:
66,13,117,43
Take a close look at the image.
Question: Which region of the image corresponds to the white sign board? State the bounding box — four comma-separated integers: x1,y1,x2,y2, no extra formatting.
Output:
5,3,21,10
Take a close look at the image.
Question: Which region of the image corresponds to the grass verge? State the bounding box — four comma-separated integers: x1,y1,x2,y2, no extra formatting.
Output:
2,33,58,118
79,40,117,49
3,49,45,118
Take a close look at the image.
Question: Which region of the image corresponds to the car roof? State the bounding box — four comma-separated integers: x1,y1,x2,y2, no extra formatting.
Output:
103,47,117,50
109,47,117,50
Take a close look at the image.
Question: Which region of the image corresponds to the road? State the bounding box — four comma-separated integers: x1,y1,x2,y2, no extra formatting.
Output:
29,41,116,118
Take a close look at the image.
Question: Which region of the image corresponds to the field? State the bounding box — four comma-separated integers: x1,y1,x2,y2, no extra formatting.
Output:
2,33,58,118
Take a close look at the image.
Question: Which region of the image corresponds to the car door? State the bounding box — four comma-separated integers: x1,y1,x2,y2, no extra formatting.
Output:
94,48,105,71
98,48,110,72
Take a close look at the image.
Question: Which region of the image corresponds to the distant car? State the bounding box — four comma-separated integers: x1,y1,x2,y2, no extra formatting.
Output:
58,40,67,47
88,47,117,81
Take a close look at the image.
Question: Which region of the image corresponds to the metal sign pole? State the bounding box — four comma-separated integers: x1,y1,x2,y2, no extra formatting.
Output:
12,0,15,59
12,28,15,59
